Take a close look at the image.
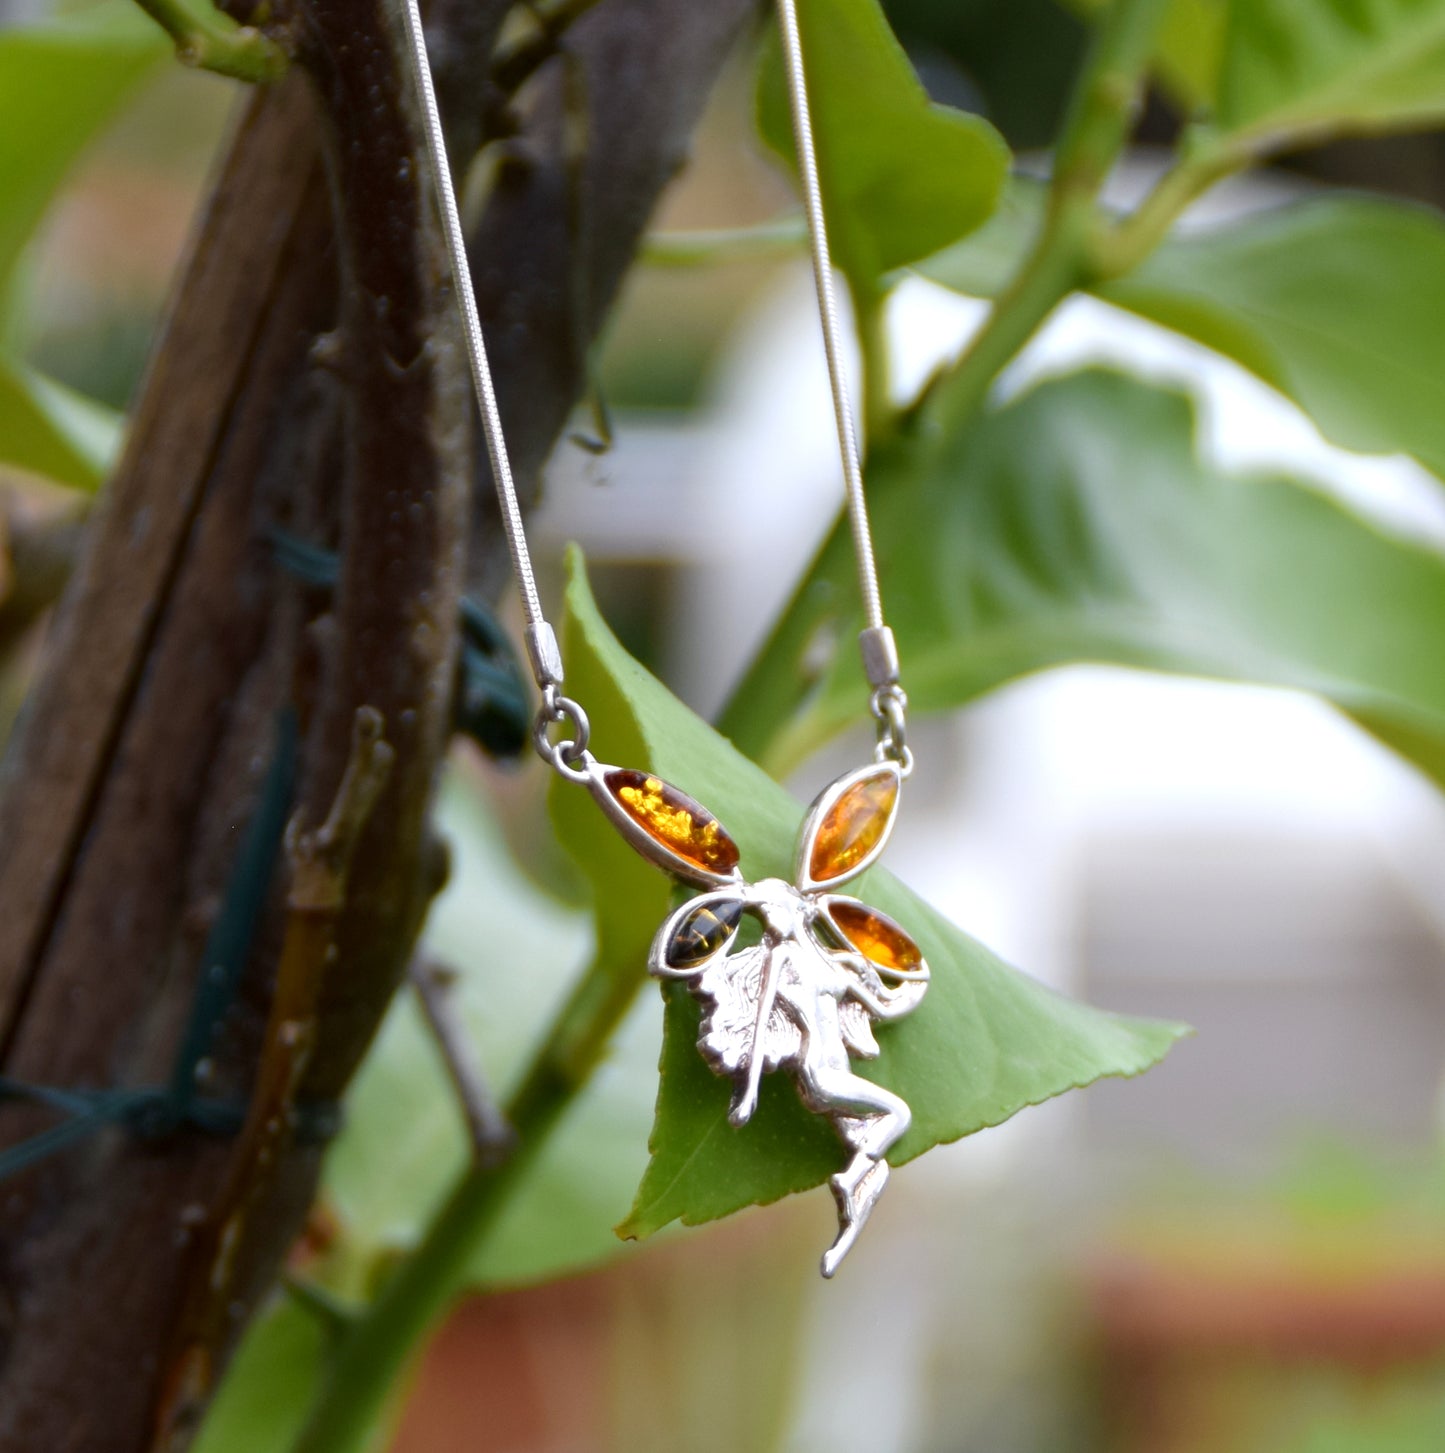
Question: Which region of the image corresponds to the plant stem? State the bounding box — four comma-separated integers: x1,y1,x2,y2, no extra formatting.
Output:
641,215,807,268
131,0,287,83
858,285,897,447
920,0,1173,442
1090,128,1249,278
289,954,642,1453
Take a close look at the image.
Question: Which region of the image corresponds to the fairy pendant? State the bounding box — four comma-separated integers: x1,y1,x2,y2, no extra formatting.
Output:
584,758,928,1276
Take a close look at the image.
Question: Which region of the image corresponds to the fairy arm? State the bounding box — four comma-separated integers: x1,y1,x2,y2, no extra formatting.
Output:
838,956,927,1020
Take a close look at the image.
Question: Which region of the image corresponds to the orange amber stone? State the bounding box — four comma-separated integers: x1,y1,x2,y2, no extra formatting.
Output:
606,769,740,875
829,901,922,973
809,770,898,883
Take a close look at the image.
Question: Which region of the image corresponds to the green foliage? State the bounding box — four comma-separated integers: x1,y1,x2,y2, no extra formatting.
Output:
1111,197,1445,479
1066,0,1445,141
191,1296,329,1453
0,357,121,489
1217,0,1445,140
0,3,163,488
0,4,167,293
1152,0,1227,108
881,0,1089,149
546,555,1184,1238
1276,1381,1445,1453
322,770,654,1293
756,0,1010,297
1061,0,1226,112
723,371,1445,792
924,193,1445,484
916,175,1046,297
629,917,1183,1234
60,0,1445,1441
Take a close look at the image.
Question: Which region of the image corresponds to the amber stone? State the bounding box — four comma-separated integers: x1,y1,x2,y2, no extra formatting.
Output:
605,769,740,875
667,898,745,968
829,900,923,973
808,769,898,883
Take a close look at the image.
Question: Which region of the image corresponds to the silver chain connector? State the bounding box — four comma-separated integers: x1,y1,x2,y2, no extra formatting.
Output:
870,683,913,778
533,685,593,782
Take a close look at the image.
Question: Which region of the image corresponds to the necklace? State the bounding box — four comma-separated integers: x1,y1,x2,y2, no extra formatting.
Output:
403,0,924,1278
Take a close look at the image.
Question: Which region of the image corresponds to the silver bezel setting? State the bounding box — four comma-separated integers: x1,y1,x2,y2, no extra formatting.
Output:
583,760,744,890
649,888,748,979
795,758,903,893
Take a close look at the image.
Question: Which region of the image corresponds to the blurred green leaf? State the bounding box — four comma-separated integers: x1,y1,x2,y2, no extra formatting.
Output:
1060,0,1226,112
1152,0,1227,109
321,766,657,1292
913,174,1046,296
756,0,1010,295
545,554,1183,1241
0,356,122,489
1217,0,1445,141
721,370,1445,800
1109,198,1445,479
1116,196,1445,479
922,196,1445,484
1280,1382,1445,1453
880,0,1088,150
0,4,168,296
192,1296,329,1453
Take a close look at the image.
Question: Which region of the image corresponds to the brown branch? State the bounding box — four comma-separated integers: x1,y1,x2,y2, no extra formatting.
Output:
158,710,394,1445
0,76,335,1452
0,2,760,1448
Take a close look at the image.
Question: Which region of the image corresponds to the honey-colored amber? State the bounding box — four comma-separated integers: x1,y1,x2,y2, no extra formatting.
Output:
606,769,740,875
809,771,898,883
829,900,923,973
667,898,745,968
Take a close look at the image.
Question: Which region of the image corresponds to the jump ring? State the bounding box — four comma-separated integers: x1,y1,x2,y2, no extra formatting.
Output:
869,684,912,778
533,691,592,781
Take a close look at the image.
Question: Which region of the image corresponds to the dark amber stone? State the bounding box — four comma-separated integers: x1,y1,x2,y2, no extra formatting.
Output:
666,898,745,968
605,769,740,875
809,769,898,883
829,900,923,973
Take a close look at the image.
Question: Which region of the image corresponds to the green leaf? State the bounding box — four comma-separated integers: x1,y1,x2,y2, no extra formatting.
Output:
1108,197,1445,479
754,0,1010,294
192,1296,329,1453
0,356,122,489
547,554,1183,1240
0,4,168,296
922,195,1445,486
720,370,1445,801
913,175,1047,298
1216,0,1445,142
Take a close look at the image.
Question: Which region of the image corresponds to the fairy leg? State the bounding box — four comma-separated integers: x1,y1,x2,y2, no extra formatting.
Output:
799,1065,911,1158
798,1064,912,1276
822,1157,888,1277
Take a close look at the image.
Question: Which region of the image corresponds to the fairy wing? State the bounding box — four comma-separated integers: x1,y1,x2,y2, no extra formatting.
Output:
816,894,929,1022
795,762,903,893
838,997,881,1059
694,943,802,1077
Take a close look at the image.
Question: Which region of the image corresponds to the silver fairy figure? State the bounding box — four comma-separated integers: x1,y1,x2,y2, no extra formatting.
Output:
585,758,928,1276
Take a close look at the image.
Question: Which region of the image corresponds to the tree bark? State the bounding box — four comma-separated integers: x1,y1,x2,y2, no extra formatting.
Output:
0,2,757,1449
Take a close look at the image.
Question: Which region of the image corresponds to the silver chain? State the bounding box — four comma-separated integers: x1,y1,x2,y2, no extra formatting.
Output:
401,0,543,633
775,0,881,634
776,0,910,769
401,0,907,774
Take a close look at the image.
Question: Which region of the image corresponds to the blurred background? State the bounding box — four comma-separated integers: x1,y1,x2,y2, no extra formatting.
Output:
7,1,1445,1450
